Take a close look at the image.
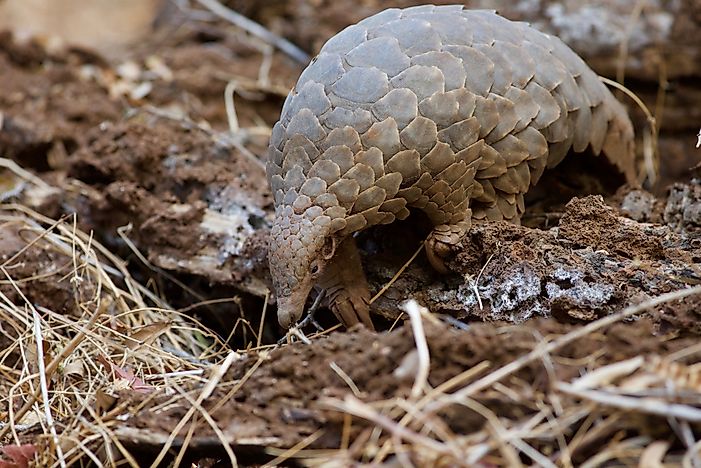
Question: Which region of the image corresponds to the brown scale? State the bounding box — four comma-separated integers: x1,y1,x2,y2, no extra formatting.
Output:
266,6,636,329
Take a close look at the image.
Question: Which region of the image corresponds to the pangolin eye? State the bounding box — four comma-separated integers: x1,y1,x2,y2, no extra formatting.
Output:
309,259,324,277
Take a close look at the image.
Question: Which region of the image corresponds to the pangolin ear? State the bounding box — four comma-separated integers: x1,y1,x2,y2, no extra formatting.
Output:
321,237,337,260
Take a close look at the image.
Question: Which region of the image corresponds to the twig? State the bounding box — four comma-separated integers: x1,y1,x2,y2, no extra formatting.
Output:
288,326,311,344
209,352,267,415
330,362,362,398
510,438,555,468
643,123,657,185
401,300,431,400
682,438,701,468
0,157,52,189
33,309,66,467
177,297,238,314
257,291,269,348
652,58,668,181
82,403,140,467
1,214,69,269
370,242,424,304
599,76,657,184
262,430,324,468
321,395,452,456
439,314,470,330
557,382,701,422
373,361,491,463
677,421,701,468
116,223,207,305
340,413,352,452
0,204,220,465
171,382,238,467
172,415,199,468
0,281,109,441
195,0,310,64
667,341,701,362
568,356,644,390
258,44,273,87
468,250,496,310
616,0,646,86
225,80,240,134
580,436,649,468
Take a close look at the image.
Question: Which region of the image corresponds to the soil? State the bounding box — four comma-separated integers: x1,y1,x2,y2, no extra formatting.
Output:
1,1,701,467
119,318,699,465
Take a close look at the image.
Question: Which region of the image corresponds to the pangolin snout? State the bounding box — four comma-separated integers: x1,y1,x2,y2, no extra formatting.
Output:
276,290,310,328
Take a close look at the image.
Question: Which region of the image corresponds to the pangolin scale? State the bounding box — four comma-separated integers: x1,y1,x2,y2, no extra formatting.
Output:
266,5,636,328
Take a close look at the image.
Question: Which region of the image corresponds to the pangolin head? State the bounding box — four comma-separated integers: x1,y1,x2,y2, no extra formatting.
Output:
268,204,340,328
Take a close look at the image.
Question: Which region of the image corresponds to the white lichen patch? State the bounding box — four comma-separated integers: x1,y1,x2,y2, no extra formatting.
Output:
545,265,614,307
202,185,269,262
458,262,546,322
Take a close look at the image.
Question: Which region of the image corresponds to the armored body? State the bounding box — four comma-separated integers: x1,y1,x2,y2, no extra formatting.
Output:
266,6,636,328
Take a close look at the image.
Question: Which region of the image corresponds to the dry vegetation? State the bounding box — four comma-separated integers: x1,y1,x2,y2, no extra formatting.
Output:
1,1,701,467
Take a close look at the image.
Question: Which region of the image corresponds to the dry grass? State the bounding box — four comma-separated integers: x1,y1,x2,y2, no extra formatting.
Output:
0,174,230,466
1,163,701,466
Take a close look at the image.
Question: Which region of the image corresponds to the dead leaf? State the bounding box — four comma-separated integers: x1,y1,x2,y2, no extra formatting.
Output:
62,360,85,379
124,321,171,350
96,355,154,394
95,388,118,414
0,444,36,468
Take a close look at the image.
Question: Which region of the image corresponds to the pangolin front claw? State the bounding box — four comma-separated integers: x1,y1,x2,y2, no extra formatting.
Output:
330,293,374,330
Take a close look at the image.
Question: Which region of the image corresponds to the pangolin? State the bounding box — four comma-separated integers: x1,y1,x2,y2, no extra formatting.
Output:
266,5,636,329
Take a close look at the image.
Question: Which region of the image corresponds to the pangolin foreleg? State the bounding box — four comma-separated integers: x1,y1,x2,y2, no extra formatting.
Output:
316,237,374,329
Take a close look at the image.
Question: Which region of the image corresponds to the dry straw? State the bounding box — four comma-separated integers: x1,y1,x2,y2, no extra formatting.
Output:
2,162,700,465
0,160,229,466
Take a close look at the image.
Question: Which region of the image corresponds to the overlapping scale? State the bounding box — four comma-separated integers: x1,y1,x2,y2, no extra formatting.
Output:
269,6,636,244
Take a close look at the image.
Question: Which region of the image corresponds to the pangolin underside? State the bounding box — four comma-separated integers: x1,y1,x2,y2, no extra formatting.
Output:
266,5,636,329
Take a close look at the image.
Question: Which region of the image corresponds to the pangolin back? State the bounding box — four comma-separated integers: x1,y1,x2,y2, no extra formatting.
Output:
266,6,635,318
268,6,635,232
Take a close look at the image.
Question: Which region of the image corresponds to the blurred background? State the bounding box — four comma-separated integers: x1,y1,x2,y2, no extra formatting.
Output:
2,0,698,188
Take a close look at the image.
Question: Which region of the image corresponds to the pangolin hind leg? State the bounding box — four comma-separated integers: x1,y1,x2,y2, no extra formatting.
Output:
316,236,374,330
425,218,471,274
420,170,476,274
425,188,528,274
